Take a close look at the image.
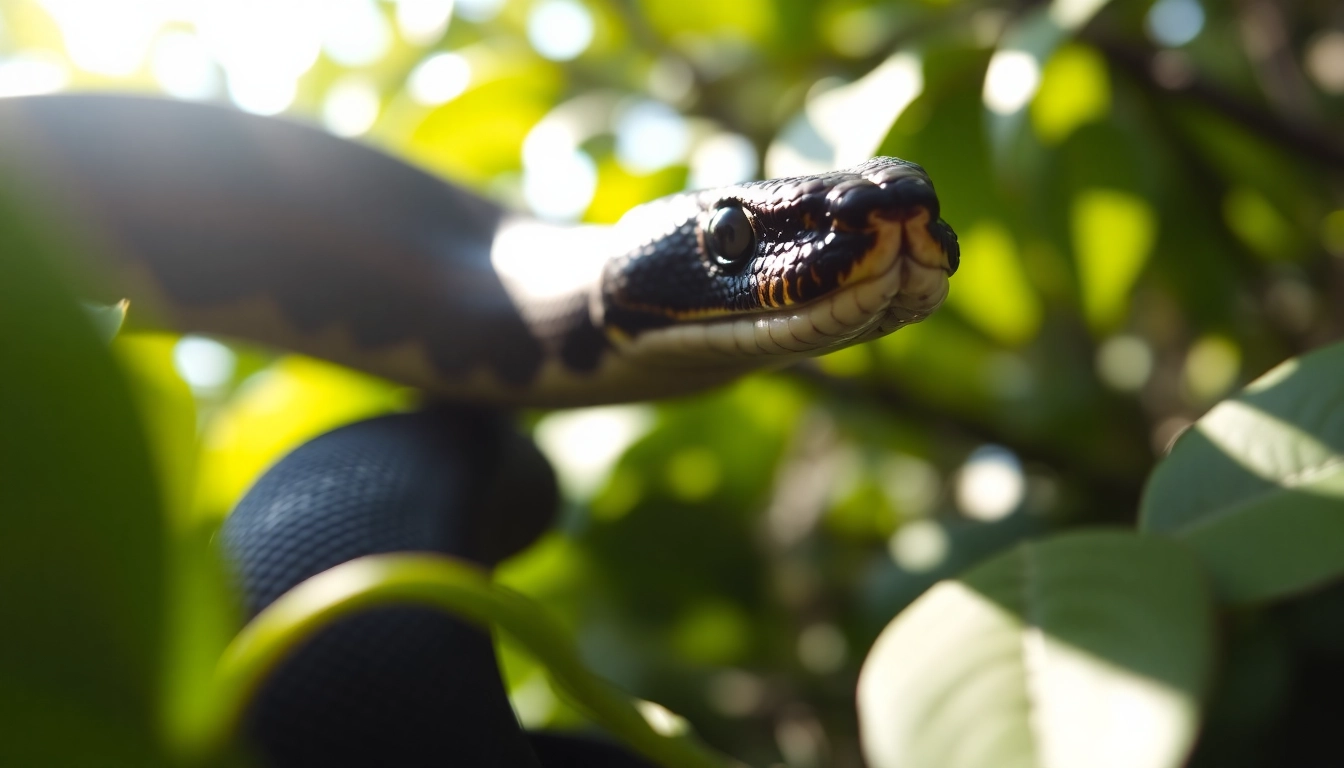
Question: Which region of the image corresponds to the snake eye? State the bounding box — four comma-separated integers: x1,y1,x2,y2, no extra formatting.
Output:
706,205,755,268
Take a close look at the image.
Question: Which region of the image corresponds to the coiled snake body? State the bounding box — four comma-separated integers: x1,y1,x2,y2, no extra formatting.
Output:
0,95,958,766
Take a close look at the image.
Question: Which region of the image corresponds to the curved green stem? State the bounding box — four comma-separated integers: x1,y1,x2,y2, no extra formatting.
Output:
211,553,739,768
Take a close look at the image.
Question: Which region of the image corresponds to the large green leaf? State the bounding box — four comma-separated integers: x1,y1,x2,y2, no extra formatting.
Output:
857,531,1214,768
1140,343,1344,603
0,197,167,765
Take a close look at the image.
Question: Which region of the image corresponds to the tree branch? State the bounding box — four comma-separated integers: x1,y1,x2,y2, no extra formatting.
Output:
1088,34,1344,171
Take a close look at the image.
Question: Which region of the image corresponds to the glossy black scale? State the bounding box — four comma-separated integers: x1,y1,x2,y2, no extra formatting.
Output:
222,409,654,767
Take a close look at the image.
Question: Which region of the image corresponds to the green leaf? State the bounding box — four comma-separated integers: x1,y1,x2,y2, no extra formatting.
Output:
857,531,1214,768
1140,343,1344,603
1072,188,1157,332
0,196,167,764
1030,43,1110,145
944,218,1043,346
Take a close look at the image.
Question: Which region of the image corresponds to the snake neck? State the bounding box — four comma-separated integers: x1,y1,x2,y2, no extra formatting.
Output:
486,217,611,377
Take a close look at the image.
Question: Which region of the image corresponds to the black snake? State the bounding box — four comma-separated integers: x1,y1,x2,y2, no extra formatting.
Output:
0,94,959,767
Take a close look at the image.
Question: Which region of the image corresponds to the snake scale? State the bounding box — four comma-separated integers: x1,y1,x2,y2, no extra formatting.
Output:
0,94,958,767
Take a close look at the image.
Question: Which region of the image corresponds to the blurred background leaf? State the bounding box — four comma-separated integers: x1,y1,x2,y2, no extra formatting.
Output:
0,192,167,766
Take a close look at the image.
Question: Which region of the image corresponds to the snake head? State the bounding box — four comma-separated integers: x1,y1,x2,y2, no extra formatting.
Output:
597,157,959,363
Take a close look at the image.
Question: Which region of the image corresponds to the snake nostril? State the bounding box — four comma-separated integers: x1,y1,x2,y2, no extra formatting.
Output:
888,176,940,221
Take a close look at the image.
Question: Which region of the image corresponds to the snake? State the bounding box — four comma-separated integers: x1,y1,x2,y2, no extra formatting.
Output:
0,94,959,766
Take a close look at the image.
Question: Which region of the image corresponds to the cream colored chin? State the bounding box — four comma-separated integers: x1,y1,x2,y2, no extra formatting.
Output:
616,220,950,365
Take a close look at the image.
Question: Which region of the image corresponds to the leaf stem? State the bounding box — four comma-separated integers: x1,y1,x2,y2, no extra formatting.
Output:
210,553,739,768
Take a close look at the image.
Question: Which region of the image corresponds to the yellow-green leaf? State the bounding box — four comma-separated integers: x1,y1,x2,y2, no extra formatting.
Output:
946,219,1043,346
1072,188,1156,332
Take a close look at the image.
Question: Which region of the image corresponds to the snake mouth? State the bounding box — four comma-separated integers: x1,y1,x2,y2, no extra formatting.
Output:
615,206,954,362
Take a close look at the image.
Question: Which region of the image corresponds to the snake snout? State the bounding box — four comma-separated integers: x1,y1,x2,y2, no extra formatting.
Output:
827,173,942,231
883,175,941,222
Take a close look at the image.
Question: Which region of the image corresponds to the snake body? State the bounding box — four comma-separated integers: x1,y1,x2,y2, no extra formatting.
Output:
0,94,957,406
0,94,958,766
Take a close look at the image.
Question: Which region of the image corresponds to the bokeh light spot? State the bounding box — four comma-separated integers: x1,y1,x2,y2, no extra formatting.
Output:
173,335,236,392
955,445,1025,522
521,114,599,221
647,55,695,105
1096,334,1154,392
688,132,758,189
673,600,750,664
199,0,322,114
1306,31,1344,94
523,146,597,221
455,0,505,22
983,50,1040,115
527,0,594,62
39,0,156,76
322,75,381,137
395,0,454,46
1145,0,1205,48
797,623,847,674
775,718,825,768
879,454,940,519
665,447,722,501
407,51,471,106
0,52,69,97
614,99,690,174
151,31,220,101
888,519,949,572
227,70,297,116
322,0,392,67
1049,0,1112,30
707,670,765,717
823,5,890,59
1263,277,1316,334
532,405,654,499
1182,335,1240,404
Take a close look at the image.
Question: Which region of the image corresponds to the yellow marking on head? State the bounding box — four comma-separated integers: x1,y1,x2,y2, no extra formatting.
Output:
901,208,948,270
836,212,907,286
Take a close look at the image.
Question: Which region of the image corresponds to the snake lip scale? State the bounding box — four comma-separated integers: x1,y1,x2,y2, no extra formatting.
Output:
0,94,959,406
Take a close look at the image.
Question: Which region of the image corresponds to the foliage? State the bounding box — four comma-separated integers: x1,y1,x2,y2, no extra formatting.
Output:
2,0,1344,766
